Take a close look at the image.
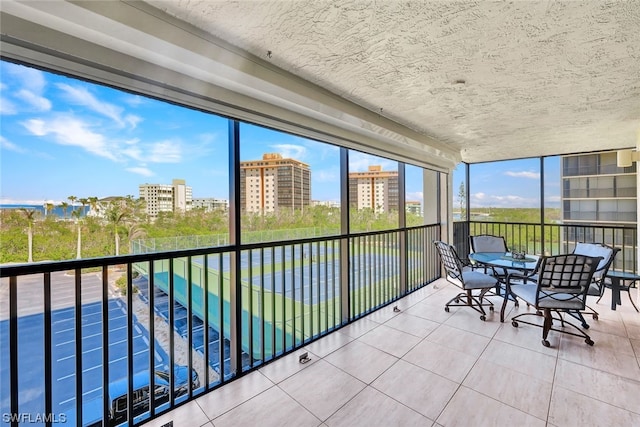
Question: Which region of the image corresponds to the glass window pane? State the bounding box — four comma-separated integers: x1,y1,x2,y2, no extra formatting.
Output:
469,158,540,223
348,150,398,232
405,164,424,226
452,163,467,221
239,123,340,242
0,60,229,260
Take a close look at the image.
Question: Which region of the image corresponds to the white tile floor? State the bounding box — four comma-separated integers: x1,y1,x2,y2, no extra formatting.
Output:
146,279,640,427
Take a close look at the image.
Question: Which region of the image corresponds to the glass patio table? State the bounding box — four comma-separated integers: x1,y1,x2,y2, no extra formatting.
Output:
468,252,539,274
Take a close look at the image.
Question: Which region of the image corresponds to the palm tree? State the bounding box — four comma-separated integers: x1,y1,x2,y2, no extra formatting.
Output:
87,196,99,216
19,208,37,262
79,197,89,218
104,198,129,256
44,202,54,218
68,195,77,217
59,201,69,219
71,208,83,259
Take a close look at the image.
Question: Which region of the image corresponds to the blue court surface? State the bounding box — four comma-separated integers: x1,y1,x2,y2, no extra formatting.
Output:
0,296,169,426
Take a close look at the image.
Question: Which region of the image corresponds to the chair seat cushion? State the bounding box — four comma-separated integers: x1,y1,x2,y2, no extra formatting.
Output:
461,270,498,289
510,283,585,309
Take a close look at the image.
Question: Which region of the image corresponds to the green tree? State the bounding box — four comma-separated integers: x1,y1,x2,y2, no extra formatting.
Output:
68,195,77,218
59,201,69,219
458,181,466,220
44,202,54,218
19,208,38,262
71,207,83,258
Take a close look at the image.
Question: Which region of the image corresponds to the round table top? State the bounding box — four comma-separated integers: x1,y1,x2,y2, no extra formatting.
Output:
468,252,539,271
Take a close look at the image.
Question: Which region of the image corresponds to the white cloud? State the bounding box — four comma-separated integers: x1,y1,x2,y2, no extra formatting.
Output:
272,144,307,160
124,94,144,107
470,192,539,208
148,140,181,163
349,151,396,172
126,166,155,177
406,191,423,202
505,170,540,179
0,135,26,153
56,83,140,129
6,63,47,93
0,96,17,115
16,89,51,112
22,115,118,161
314,167,339,182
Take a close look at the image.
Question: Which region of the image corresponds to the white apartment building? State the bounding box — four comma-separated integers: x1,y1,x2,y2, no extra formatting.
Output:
139,178,192,218
240,153,311,214
192,198,229,212
348,165,399,213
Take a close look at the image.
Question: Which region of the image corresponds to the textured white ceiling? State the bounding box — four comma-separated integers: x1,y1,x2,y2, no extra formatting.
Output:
148,0,640,163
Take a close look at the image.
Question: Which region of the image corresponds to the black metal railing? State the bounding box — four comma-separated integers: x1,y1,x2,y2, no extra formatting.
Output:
0,224,441,427
454,221,637,272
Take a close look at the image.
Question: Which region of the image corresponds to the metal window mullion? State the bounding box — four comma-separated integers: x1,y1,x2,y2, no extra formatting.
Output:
101,267,110,424
168,259,175,403
270,247,276,359
300,244,305,344
280,245,286,352
203,255,209,388
148,262,156,415
43,272,53,427
292,245,297,346
247,250,253,367
186,256,193,398
260,248,265,362
9,276,18,427
126,265,134,426
368,236,372,310
74,268,84,427
316,241,321,337
218,254,225,380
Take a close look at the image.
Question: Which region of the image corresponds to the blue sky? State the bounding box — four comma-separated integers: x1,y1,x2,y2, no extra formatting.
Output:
453,157,561,209
1,59,557,208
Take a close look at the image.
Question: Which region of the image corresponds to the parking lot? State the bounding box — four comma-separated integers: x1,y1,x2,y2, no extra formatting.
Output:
0,271,169,426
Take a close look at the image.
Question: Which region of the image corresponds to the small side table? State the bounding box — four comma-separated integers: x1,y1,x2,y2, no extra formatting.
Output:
601,270,640,312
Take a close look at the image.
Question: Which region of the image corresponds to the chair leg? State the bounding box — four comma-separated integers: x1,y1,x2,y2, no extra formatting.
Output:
542,308,553,347
628,290,639,312
444,289,494,321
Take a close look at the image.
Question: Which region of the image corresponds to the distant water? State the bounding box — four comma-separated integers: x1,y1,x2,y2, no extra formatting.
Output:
0,204,89,218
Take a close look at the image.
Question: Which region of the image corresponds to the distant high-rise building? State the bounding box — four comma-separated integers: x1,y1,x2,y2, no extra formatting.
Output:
406,200,422,216
240,153,311,213
139,179,192,218
192,197,229,212
561,150,636,270
349,165,398,213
